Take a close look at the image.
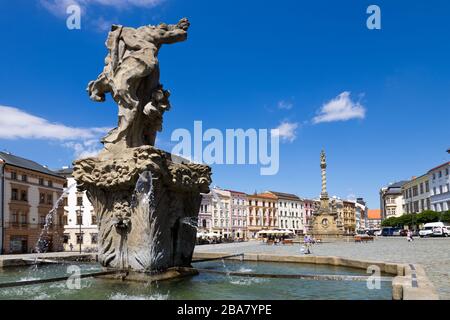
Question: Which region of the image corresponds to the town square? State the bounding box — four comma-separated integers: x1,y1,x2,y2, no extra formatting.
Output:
0,0,449,308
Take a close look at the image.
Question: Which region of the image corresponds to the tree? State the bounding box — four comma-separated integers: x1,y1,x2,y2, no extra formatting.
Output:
381,216,398,227
416,211,440,224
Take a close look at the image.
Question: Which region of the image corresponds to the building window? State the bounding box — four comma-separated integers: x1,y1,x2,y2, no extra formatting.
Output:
76,234,83,244
77,215,82,225
20,190,27,202
39,178,44,186
426,181,430,193
63,235,69,244
47,194,53,205
91,215,97,225
63,215,68,225
11,172,18,180
39,215,46,226
11,188,18,201
77,196,83,206
12,211,18,224
91,234,98,244
48,180,53,188
21,174,27,182
20,213,27,225
39,193,45,204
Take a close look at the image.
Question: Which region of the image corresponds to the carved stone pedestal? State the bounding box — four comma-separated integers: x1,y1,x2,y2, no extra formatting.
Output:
73,146,211,272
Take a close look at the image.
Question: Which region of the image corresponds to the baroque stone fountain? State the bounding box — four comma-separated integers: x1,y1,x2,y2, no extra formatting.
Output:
72,18,212,276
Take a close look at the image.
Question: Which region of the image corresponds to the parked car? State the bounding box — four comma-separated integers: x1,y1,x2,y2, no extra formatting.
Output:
419,222,449,238
374,229,382,236
399,229,408,237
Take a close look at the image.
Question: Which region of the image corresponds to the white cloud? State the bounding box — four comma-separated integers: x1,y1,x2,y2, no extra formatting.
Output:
313,92,366,124
63,140,103,159
0,105,109,159
0,105,108,140
40,0,164,16
277,100,293,110
271,121,299,143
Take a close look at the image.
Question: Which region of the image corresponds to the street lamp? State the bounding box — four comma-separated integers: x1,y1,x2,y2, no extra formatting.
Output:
77,204,84,254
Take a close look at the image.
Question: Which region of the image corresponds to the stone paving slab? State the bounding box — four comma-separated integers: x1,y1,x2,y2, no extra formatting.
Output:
194,237,450,300
0,252,95,267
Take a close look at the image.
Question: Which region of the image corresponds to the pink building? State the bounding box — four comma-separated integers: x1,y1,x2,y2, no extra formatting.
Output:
302,199,318,234
227,190,248,239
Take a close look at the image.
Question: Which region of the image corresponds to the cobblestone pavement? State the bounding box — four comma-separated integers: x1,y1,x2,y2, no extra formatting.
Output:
195,237,450,299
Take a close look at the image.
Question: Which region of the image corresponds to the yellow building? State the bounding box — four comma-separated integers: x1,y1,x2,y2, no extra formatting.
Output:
247,193,277,238
342,201,356,234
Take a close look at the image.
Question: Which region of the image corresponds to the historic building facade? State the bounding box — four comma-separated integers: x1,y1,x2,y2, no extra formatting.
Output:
342,200,356,234
57,168,98,252
210,188,233,238
402,174,431,214
428,161,450,212
355,198,368,230
380,181,407,219
228,190,248,239
367,209,382,229
247,193,277,238
303,198,318,234
0,152,65,254
198,192,213,232
266,191,304,234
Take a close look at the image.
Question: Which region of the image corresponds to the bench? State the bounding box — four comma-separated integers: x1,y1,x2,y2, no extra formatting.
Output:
354,235,374,243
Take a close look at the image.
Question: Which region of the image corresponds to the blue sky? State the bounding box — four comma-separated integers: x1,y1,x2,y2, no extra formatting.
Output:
1,0,449,208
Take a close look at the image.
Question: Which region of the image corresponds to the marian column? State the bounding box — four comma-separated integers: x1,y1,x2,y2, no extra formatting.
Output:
320,150,328,199
311,149,342,238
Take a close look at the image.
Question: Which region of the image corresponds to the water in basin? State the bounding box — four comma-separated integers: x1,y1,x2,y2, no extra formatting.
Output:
0,260,392,300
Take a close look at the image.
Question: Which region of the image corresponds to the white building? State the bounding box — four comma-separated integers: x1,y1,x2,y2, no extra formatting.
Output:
380,181,407,219
267,191,304,234
402,174,431,214
210,188,233,238
355,198,368,230
57,168,99,252
198,192,213,232
228,190,248,239
428,162,450,212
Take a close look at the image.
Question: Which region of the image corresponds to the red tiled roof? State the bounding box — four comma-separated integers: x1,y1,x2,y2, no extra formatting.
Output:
367,209,381,220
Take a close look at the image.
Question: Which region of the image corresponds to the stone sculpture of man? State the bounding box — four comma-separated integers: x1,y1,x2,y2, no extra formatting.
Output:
88,18,190,151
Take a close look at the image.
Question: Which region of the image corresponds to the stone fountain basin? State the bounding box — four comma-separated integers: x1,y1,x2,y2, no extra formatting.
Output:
0,257,394,300
0,252,438,300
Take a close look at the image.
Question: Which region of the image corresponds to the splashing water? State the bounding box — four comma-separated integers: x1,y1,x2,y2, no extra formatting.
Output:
181,217,199,229
130,171,163,272
34,183,77,254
